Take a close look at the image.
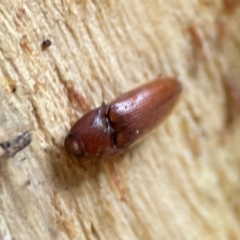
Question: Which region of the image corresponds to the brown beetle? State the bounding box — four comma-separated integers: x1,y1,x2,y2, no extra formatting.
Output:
64,77,182,158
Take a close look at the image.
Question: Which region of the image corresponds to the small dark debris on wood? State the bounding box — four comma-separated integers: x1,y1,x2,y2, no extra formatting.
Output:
25,179,31,186
41,39,52,50
0,131,31,160
11,87,16,93
223,75,240,127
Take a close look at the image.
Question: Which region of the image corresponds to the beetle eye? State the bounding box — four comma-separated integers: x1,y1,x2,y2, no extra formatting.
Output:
67,132,74,139
64,132,84,157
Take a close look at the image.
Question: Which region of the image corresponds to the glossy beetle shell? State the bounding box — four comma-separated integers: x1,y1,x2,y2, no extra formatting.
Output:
64,77,182,158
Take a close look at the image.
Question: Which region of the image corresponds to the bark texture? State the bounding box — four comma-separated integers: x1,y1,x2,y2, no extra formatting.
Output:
0,0,240,239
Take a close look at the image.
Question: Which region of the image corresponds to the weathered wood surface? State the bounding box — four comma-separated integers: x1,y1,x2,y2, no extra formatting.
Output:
0,0,240,239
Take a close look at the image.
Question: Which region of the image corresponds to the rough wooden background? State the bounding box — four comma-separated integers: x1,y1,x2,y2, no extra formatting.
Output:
0,0,240,239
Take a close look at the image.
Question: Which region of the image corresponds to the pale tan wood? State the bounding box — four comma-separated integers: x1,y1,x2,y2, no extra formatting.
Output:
0,0,240,239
